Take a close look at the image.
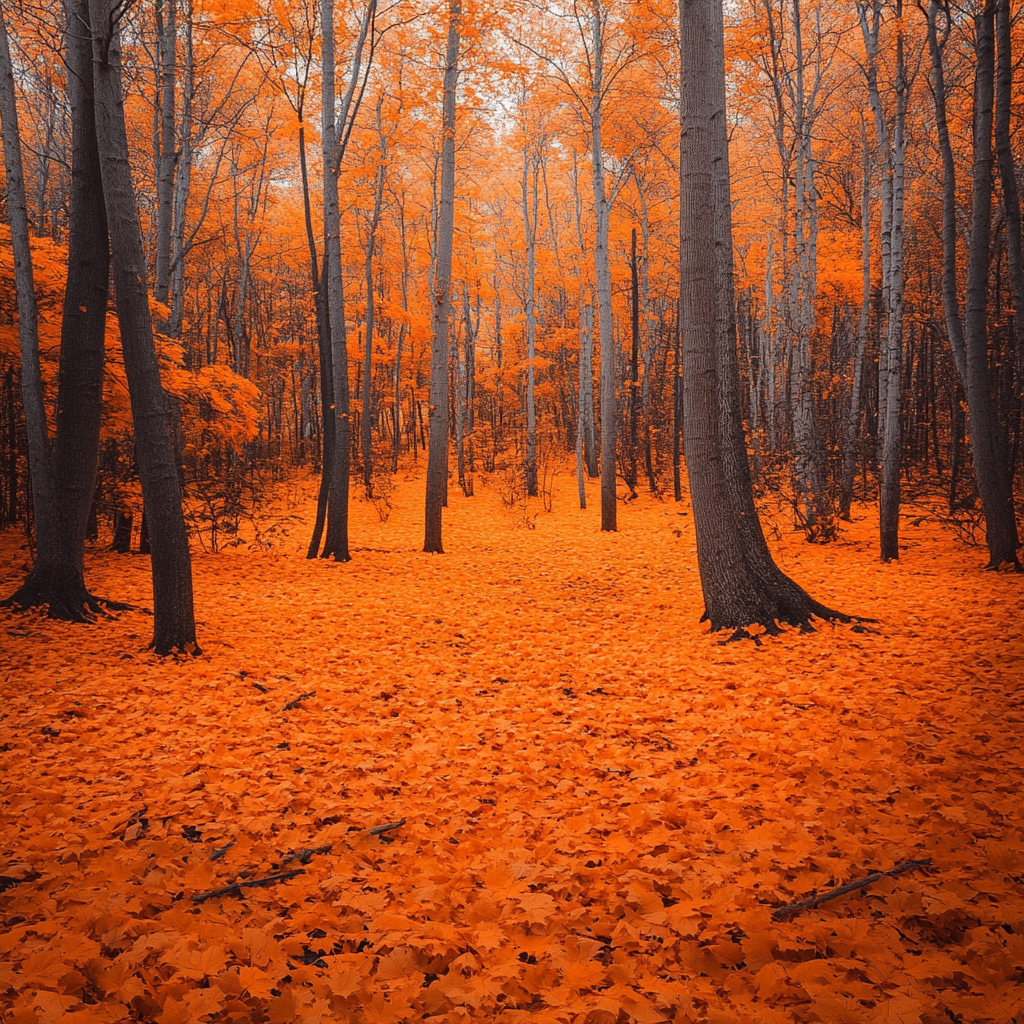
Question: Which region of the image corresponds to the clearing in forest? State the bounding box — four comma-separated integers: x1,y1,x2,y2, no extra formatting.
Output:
1,476,1023,1024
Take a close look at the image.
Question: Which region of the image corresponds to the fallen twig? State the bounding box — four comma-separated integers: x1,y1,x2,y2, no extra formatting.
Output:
192,869,305,903
283,691,316,712
368,819,406,835
210,840,235,861
772,858,932,921
283,844,332,866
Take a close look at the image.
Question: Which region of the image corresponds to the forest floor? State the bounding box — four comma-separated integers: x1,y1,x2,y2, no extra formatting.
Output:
1,471,1023,1024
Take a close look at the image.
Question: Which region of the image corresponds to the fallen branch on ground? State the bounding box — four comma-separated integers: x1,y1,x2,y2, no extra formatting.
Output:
369,819,406,835
283,691,316,711
771,858,932,921
192,869,305,903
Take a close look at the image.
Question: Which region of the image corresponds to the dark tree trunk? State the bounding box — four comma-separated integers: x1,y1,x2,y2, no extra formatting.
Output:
963,3,1020,568
4,0,111,619
5,367,16,523
679,0,847,634
995,0,1024,396
90,0,200,653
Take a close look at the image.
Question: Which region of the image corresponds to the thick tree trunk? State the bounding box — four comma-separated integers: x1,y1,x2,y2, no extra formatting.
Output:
680,0,845,634
963,3,1020,569
424,0,460,553
89,0,199,653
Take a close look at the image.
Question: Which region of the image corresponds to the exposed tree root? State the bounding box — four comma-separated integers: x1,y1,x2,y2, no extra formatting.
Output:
1,564,133,623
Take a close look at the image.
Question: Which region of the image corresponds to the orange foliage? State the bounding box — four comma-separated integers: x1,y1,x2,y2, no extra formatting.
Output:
2,479,1022,1023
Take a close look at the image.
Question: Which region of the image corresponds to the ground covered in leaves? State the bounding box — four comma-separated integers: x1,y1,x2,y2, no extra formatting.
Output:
2,475,1023,1024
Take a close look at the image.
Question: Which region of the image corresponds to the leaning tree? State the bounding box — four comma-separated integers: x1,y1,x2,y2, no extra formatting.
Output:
89,0,199,654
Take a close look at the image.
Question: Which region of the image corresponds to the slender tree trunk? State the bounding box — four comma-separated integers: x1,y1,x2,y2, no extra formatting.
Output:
362,143,385,498
572,151,598,477
320,0,375,561
879,9,908,562
591,1,616,531
89,0,199,653
168,0,193,339
392,197,409,473
523,146,539,497
153,0,176,309
841,122,871,519
424,0,460,553
995,0,1024,396
0,7,57,554
627,226,640,495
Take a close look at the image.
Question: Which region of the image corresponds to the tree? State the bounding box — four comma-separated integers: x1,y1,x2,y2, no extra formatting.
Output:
0,0,113,620
424,0,460,554
679,0,846,633
89,0,199,653
319,0,377,562
924,0,1021,570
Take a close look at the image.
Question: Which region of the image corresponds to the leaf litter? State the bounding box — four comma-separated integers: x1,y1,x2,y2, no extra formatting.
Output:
1,475,1022,1023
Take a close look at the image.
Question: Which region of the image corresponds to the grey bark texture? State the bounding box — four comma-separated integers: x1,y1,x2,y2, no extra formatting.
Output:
424,0,460,554
679,0,846,634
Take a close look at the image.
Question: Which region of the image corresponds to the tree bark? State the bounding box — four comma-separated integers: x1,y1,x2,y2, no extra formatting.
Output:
89,0,199,653
153,0,176,309
591,1,617,532
0,7,58,557
962,2,1020,568
424,0,460,553
841,120,870,519
995,0,1024,396
522,142,539,497
319,0,375,561
680,0,846,633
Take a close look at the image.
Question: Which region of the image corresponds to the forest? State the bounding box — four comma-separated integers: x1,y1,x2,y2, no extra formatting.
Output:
1,0,1023,1021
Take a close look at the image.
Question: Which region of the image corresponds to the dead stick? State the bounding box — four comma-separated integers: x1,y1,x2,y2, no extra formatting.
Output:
771,858,932,921
368,819,406,835
192,869,305,903
283,691,316,712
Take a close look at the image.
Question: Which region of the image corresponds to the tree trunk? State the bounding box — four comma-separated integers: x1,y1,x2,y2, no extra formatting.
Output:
89,0,199,653
362,140,385,498
879,16,906,561
153,0,176,310
0,7,58,557
523,145,539,497
319,0,375,561
424,0,460,554
680,0,846,634
841,121,870,519
591,2,616,531
963,2,1020,568
995,0,1024,396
